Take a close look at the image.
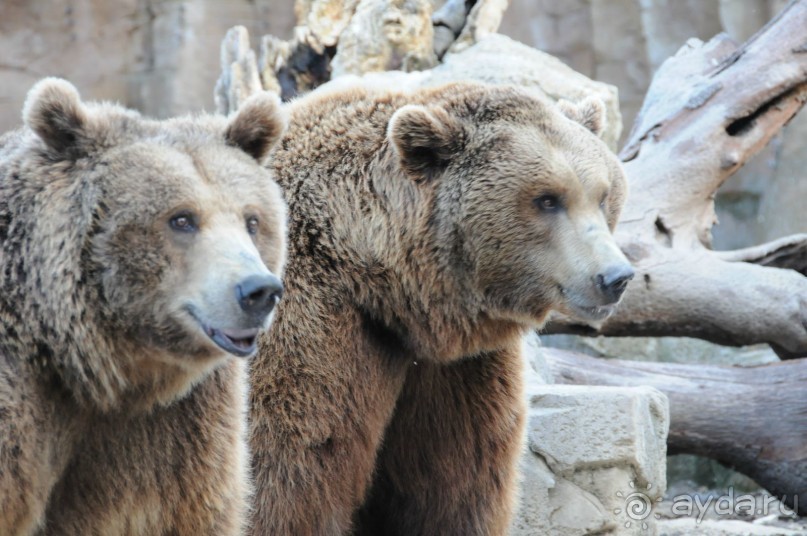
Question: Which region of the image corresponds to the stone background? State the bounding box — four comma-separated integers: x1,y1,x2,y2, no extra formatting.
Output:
1,0,805,494
0,0,294,123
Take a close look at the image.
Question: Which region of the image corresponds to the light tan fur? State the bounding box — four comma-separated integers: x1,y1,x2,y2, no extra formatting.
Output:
250,82,630,535
0,79,287,535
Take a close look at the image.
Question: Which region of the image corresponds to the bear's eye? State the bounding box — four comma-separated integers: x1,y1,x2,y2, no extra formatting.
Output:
534,195,561,212
169,212,198,233
600,195,608,210
246,215,260,236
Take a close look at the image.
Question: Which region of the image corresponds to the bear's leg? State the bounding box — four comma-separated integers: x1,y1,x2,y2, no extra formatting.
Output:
356,345,526,536
249,366,409,536
0,403,48,534
249,317,411,536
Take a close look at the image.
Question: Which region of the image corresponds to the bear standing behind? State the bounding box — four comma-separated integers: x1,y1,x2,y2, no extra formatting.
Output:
249,82,633,534
0,79,287,535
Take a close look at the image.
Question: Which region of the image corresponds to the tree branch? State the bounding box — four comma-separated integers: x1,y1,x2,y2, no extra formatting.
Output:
717,233,807,275
548,1,807,353
618,0,807,245
543,347,807,515
544,248,807,357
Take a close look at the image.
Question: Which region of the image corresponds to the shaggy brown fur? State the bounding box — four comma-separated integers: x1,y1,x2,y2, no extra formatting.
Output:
0,79,287,535
250,82,631,535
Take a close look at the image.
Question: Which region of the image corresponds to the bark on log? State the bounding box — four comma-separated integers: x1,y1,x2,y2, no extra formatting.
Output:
543,347,807,515
545,0,807,358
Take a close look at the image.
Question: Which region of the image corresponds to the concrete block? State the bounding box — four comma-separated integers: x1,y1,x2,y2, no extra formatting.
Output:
516,384,670,535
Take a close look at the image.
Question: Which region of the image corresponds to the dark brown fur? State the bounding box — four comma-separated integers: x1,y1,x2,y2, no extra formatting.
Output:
250,82,628,535
0,79,287,535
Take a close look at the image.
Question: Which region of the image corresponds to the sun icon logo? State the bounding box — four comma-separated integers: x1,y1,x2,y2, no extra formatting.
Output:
613,481,663,530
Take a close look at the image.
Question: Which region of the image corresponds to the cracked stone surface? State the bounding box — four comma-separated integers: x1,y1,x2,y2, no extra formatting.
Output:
514,369,670,536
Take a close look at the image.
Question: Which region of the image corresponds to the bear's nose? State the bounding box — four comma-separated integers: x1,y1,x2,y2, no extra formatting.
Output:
595,264,635,304
236,274,284,318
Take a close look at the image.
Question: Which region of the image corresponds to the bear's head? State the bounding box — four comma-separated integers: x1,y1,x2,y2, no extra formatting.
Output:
387,85,632,330
9,78,287,408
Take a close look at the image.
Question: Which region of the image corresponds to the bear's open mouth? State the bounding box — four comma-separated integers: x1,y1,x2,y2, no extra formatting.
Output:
572,305,616,320
566,302,616,322
558,286,617,322
204,325,260,358
186,307,260,358
558,286,618,323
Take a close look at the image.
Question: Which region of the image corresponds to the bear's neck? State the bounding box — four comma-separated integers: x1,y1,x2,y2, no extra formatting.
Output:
356,233,525,362
3,299,213,413
314,162,524,362
276,97,526,362
0,179,212,413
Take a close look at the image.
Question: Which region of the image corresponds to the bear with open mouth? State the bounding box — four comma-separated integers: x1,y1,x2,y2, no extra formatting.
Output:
0,78,287,535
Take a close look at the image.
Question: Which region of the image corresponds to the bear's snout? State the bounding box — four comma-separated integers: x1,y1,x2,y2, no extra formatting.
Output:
594,264,635,304
236,273,284,319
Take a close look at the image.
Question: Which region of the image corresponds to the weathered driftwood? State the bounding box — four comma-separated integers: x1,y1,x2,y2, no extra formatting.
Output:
545,1,807,359
215,26,264,116
214,0,505,111
544,347,807,515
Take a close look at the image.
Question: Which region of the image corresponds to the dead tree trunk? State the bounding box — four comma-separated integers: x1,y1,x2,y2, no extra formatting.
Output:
545,0,807,359
544,347,807,515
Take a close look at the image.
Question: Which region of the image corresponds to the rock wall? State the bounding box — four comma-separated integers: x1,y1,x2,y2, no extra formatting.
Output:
0,0,295,131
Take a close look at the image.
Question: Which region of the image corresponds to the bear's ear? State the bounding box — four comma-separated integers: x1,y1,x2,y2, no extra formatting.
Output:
23,78,90,157
557,96,607,138
388,105,462,182
225,91,287,162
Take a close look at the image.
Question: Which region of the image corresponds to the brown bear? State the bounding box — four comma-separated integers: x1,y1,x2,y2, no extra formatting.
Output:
249,82,633,535
0,78,287,535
